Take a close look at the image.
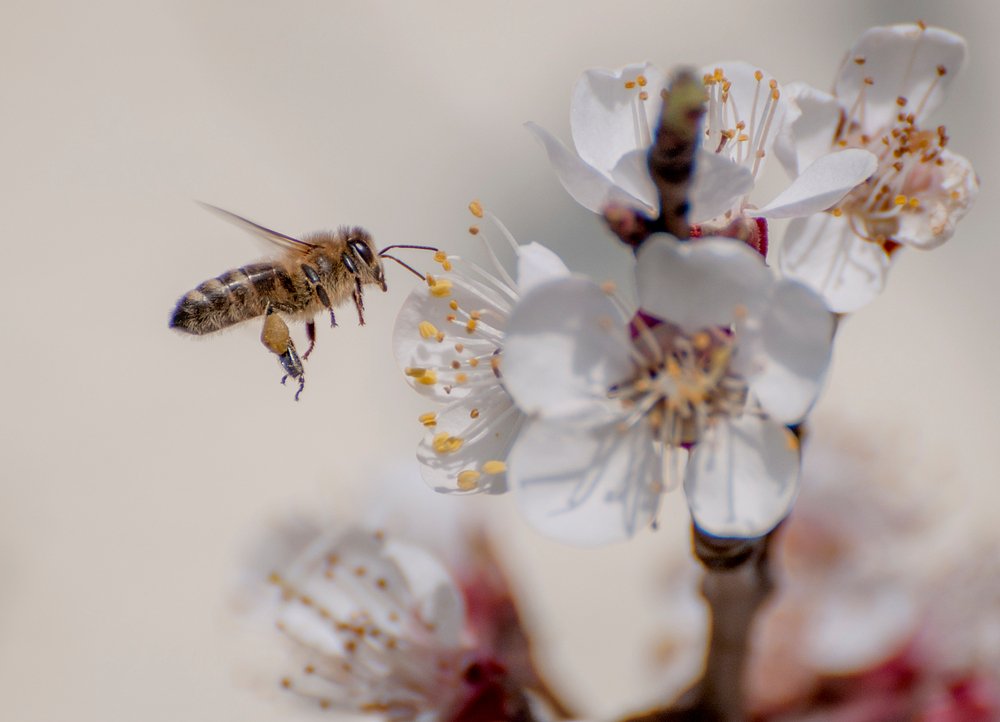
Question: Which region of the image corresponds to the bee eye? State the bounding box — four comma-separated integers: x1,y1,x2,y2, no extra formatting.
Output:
349,239,375,267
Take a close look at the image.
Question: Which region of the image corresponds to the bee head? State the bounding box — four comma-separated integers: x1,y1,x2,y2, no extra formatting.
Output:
343,228,386,292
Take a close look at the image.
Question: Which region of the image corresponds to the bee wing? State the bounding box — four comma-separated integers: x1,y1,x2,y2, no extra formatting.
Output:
198,203,317,253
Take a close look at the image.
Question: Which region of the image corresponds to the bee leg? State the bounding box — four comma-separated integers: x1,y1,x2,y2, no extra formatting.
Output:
353,278,366,326
261,302,306,400
302,320,317,361
329,309,337,328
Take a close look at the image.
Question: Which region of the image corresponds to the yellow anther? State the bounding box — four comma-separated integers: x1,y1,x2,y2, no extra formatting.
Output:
469,225,480,235
692,332,711,351
405,368,438,385
433,433,464,454
449,300,458,310
446,314,457,322
429,279,453,297
470,310,482,321
601,280,617,294
703,73,715,86
434,250,448,263
470,408,479,418
469,200,484,218
721,129,736,139
738,133,749,142
909,197,920,207
435,332,445,342
451,360,460,369
864,76,874,85
894,195,907,206
419,412,437,427
771,88,779,100
937,64,947,76
854,56,866,65
832,208,843,217
624,80,636,89
736,120,746,130
457,471,481,490
455,343,464,352
918,19,927,30
469,358,479,367
426,273,435,287
636,74,647,87
482,460,507,475
768,79,777,89
466,318,477,334
455,373,468,384
896,96,907,107
442,260,452,271
639,91,648,101
418,321,438,339
754,70,763,81
714,68,724,80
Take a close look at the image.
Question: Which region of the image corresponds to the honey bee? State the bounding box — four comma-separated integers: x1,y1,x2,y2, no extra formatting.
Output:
171,204,431,400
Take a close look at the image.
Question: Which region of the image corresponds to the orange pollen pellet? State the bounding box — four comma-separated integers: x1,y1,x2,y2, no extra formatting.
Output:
469,225,480,235
469,200,484,218
636,74,647,86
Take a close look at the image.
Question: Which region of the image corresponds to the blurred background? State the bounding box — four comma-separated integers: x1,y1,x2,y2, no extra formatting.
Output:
0,0,996,719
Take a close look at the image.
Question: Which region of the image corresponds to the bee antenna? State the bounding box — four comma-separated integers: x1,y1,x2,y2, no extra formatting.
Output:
380,254,425,280
379,244,439,254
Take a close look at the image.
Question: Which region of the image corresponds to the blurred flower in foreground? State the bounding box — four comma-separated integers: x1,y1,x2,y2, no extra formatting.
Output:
393,203,569,495
526,62,877,247
248,523,535,722
777,23,978,313
745,422,1000,721
500,234,834,544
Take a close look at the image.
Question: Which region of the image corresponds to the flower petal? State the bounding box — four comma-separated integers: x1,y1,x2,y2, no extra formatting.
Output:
525,121,653,214
688,148,755,224
896,148,978,250
393,271,510,402
684,415,799,538
757,148,878,219
608,147,660,213
779,213,891,313
503,277,635,424
515,241,571,295
835,24,967,132
636,234,772,333
417,395,524,495
773,82,842,178
570,62,668,174
747,280,834,425
383,540,466,647
509,418,661,546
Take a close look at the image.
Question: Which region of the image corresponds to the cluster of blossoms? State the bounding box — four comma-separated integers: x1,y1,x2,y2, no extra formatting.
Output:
393,23,976,547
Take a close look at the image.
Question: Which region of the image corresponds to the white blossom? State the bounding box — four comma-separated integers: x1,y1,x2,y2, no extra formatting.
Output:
526,62,877,232
776,23,978,312
500,235,834,544
393,212,570,495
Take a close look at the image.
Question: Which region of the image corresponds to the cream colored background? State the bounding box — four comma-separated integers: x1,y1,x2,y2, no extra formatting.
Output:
0,1,996,720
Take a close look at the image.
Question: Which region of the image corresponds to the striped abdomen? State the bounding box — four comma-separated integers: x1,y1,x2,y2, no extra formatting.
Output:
170,262,304,335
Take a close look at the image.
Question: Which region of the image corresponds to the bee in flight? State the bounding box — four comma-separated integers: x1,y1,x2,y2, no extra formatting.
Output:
170,204,430,400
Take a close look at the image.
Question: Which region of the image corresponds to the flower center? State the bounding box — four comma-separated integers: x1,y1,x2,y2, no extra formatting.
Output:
610,313,748,486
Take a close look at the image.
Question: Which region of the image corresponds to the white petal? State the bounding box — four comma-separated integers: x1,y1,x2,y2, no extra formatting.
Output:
636,234,772,334
509,418,662,546
757,149,878,219
896,148,978,250
515,241,571,295
608,147,660,213
688,148,755,224
503,277,635,424
779,213,891,313
701,61,787,174
835,24,967,132
393,272,510,403
417,394,525,495
383,540,466,648
525,121,653,214
747,281,834,425
570,62,667,174
684,415,799,538
774,82,842,178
